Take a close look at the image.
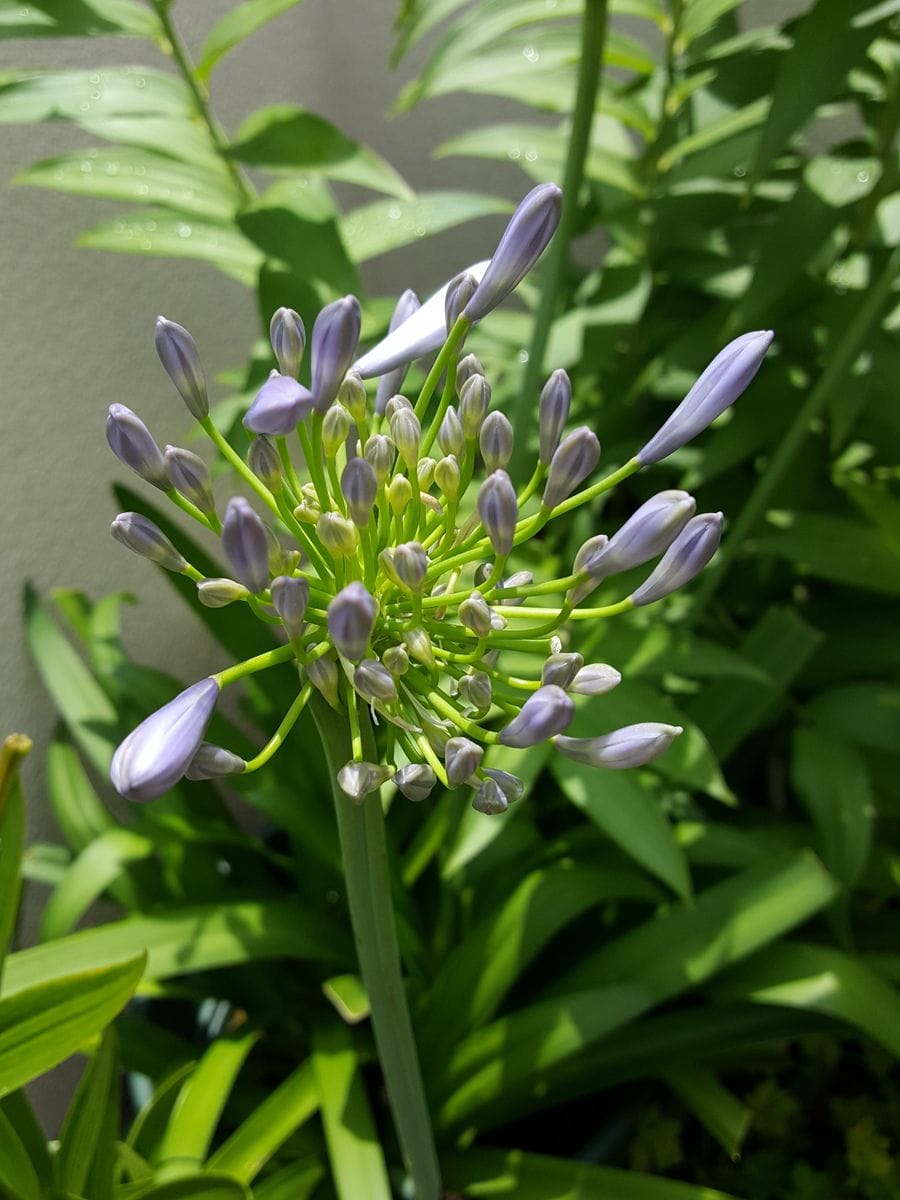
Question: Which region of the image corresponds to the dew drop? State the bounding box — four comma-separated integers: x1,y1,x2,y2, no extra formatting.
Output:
522,45,540,63
733,164,746,178
79,102,91,112
136,183,149,196
857,170,869,183
388,204,402,220
518,349,529,363
135,76,146,88
177,222,192,238
140,238,152,250
507,146,521,160
525,149,538,162
89,73,100,84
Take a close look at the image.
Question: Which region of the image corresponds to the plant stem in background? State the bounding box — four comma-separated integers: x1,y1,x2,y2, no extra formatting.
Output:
510,0,609,481
310,695,442,1200
692,246,900,612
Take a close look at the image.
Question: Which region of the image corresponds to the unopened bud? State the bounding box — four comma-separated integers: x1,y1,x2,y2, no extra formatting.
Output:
270,306,306,379
483,768,525,804
244,370,313,435
322,404,351,457
458,671,492,715
338,371,367,421
387,474,413,515
222,497,269,593
456,353,484,393
445,270,479,327
365,434,395,484
444,736,484,787
479,411,513,470
417,456,437,490
539,369,572,466
354,659,398,705
435,455,461,501
543,427,601,509
499,685,575,748
586,491,695,580
394,763,436,803
459,592,493,638
270,575,309,639
294,497,321,525
155,316,208,419
630,513,723,605
106,404,166,488
556,723,682,768
317,512,358,557
542,652,584,689
111,512,185,572
500,570,534,607
341,457,378,526
328,582,377,661
393,541,428,592
197,577,250,607
164,445,215,515
385,395,412,420
375,289,421,415
403,626,436,668
390,406,421,468
478,470,517,557
473,777,508,815
458,374,491,439
438,407,465,458
338,760,393,802
307,653,340,708
568,663,621,695
311,295,362,413
248,435,282,490
383,645,410,676
185,743,246,781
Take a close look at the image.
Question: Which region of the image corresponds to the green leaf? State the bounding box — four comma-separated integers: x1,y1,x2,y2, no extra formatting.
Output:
0,1093,52,1190
680,0,744,43
197,0,303,79
126,1175,252,1200
805,683,900,754
322,974,369,1024
38,829,154,942
207,1062,318,1182
552,762,691,897
237,202,359,297
310,1024,391,1200
0,1107,40,1200
663,1066,751,1159
57,1029,118,1195
229,104,412,199
0,955,143,1097
340,191,512,263
791,729,873,887
715,941,900,1058
0,0,160,38
254,1157,325,1200
78,114,220,167
78,210,263,285
17,148,240,219
0,736,29,980
45,738,117,854
0,67,189,124
443,1146,742,1199
659,98,770,174
3,900,348,998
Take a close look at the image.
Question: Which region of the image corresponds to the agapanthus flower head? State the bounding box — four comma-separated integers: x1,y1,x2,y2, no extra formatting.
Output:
109,185,771,810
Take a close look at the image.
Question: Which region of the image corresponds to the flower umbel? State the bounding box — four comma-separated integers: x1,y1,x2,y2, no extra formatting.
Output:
108,187,772,810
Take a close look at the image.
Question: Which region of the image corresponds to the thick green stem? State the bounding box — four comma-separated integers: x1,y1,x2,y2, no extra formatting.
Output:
509,0,609,480
310,696,442,1200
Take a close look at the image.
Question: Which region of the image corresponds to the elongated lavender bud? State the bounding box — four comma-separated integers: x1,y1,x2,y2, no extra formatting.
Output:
111,513,186,572
307,654,340,708
248,435,282,491
364,434,395,484
375,289,421,415
322,404,351,457
394,763,436,803
338,760,393,802
329,582,377,661
638,331,774,465
480,411,513,470
464,183,563,321
568,534,608,604
569,663,621,696
438,407,465,458
484,767,525,804
270,307,306,379
341,457,378,526
445,736,484,787
478,471,517,557
456,353,483,392
539,369,572,465
459,374,491,439
312,296,361,413
542,652,584,689
155,316,208,419
542,427,600,509
390,407,421,468
459,592,493,638
586,491,696,580
270,575,309,639
338,371,367,422
630,513,723,605
244,371,314,435
354,659,398,705
499,684,575,748
473,777,508,815
185,742,246,781
445,271,479,327
393,542,428,592
106,405,167,488
222,497,269,593
197,577,249,607
556,722,682,768
458,671,492,715
164,445,215,515
111,677,220,801
318,512,358,557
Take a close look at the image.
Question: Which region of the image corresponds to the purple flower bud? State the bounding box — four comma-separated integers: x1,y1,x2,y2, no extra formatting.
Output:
637,331,774,465
389,406,421,468
539,369,572,466
472,777,508,815
383,645,410,676
185,742,246,781
328,582,377,661
111,513,186,572
341,457,378,526
270,575,309,639
542,652,584,689
437,407,465,459
499,684,575,748
479,411,514,471
500,570,534,607
568,534,607,604
444,736,484,787
338,371,367,421
569,663,621,696
394,763,436,803
164,445,215,515
375,289,421,415
244,371,314,436
464,183,563,322
586,491,696,580
630,512,723,606
317,512,358,557
458,670,492,714
155,316,208,419
393,541,428,592
483,767,525,804
106,404,167,489
307,654,340,708
478,470,518,557
556,722,682,768
111,677,220,801
364,434,395,484
311,296,362,414
542,427,601,509
445,270,479,327
458,374,491,439
459,592,493,638
354,659,398,705
248,435,282,490
270,307,306,379
456,353,484,393
338,760,393,803
198,577,249,608
222,497,270,593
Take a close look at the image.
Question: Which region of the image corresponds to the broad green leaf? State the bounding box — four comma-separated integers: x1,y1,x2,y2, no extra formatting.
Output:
158,1031,258,1169
340,191,512,263
197,0,303,79
552,762,691,897
0,67,189,124
663,1066,751,1159
126,1174,251,1199
3,900,348,997
0,1107,40,1200
0,0,159,37
0,1093,52,1190
751,512,900,595
791,729,873,887
0,736,29,979
680,0,744,43
46,739,117,854
254,1157,325,1200
39,829,154,942
57,1029,117,1195
443,1147,742,1199
207,1062,318,1182
237,202,359,297
805,154,882,207
17,148,240,220
20,842,70,887
715,941,900,1058
659,98,769,174
846,480,900,558
78,210,263,285
805,683,900,754
0,955,143,1097
310,1024,391,1200
78,114,220,168
126,1061,195,1161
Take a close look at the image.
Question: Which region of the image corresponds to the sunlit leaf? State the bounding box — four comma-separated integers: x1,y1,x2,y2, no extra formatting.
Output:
0,0,159,38
0,67,189,124
197,0,304,79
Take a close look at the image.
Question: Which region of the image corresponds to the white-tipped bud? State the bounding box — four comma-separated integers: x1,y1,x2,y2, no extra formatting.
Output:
556,723,682,769
111,513,186,572
445,270,479,327
418,456,437,490
458,592,493,638
403,627,436,668
338,760,392,803
541,652,584,689
197,577,250,607
444,736,484,787
387,475,413,515
322,404,351,458
568,663,621,696
338,371,367,422
437,407,465,459
458,373,491,439
393,763,436,803
456,353,484,393
435,455,461,501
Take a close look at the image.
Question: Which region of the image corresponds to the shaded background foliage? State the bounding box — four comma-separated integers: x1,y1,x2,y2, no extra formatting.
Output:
0,1,898,1198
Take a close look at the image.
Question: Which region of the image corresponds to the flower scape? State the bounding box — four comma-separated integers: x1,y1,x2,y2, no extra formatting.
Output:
108,184,773,813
